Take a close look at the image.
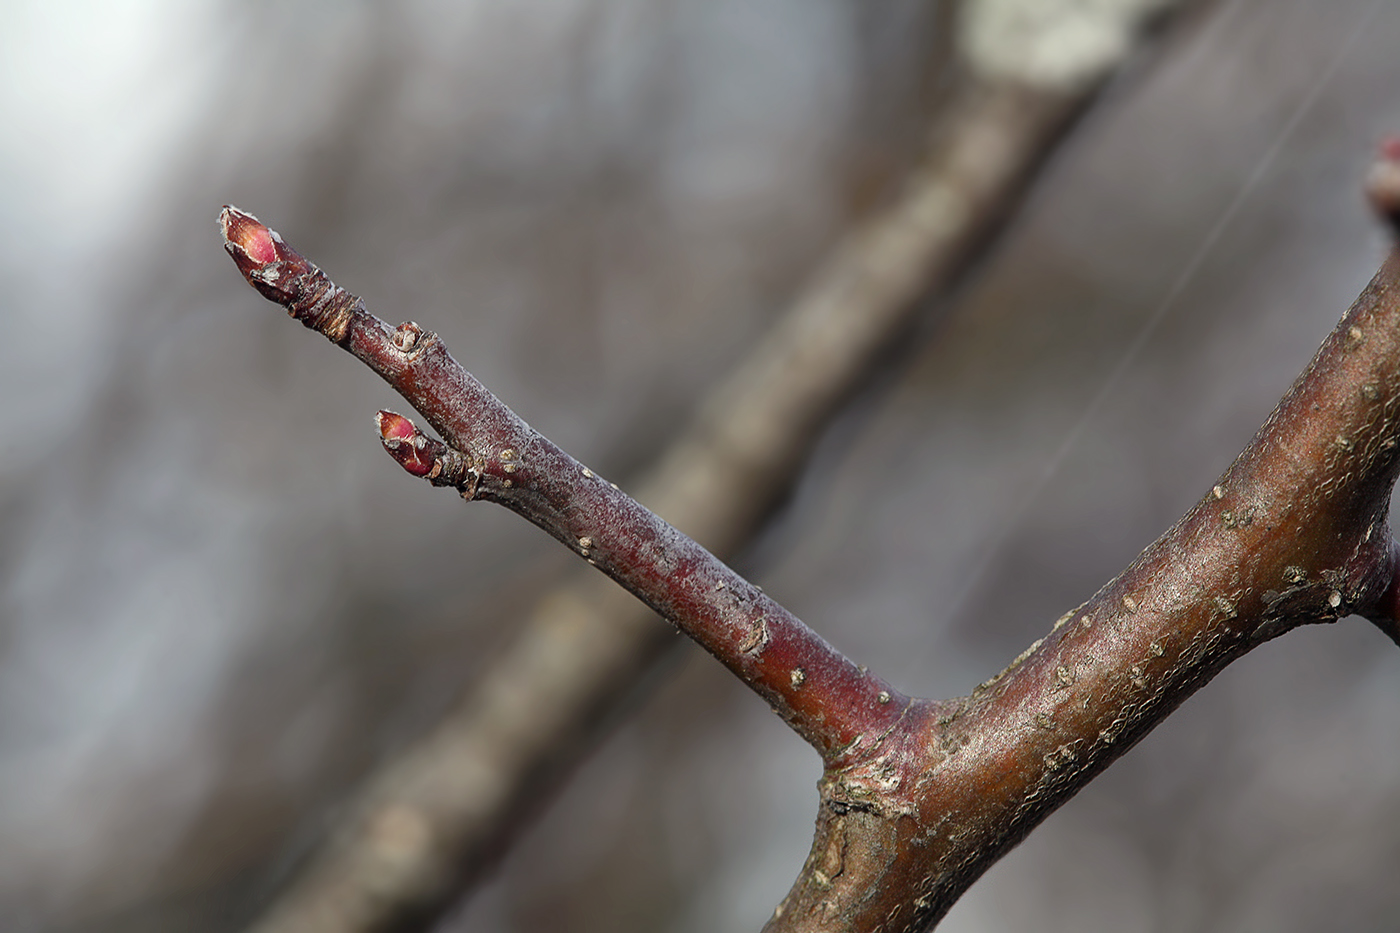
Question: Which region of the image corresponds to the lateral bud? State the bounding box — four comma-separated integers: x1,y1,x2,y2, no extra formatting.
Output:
376,411,477,493
377,410,444,478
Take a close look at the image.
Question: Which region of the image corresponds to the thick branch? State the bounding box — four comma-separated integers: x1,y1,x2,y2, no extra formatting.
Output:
765,241,1400,933
225,177,1400,933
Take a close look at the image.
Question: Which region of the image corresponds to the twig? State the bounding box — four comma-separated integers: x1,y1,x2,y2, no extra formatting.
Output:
225,205,905,757
232,85,1077,933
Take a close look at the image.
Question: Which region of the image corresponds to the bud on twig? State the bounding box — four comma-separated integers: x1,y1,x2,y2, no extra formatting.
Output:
376,410,442,478
376,410,476,493
219,205,360,342
220,205,308,305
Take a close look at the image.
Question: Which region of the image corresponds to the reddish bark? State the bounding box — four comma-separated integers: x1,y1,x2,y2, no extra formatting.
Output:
234,75,1096,933
223,161,1400,928
223,205,904,759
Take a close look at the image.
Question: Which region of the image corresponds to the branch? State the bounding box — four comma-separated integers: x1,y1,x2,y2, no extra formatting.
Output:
232,80,1080,932
234,3,1209,930
762,151,1400,931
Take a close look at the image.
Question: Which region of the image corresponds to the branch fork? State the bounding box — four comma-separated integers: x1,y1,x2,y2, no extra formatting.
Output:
222,141,1400,933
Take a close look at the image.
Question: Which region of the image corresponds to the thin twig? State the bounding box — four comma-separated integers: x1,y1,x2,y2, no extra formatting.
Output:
224,206,905,756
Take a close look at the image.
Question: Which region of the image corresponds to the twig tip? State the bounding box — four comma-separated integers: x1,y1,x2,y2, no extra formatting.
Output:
376,409,417,442
219,204,312,306
220,205,273,260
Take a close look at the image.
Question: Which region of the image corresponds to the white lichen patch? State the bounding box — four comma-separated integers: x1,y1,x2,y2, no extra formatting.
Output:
960,0,1173,92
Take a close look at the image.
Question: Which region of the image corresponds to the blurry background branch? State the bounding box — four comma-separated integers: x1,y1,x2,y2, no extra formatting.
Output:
3,2,1400,933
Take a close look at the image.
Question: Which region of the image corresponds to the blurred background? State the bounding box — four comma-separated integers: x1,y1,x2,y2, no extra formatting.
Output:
2,0,1399,931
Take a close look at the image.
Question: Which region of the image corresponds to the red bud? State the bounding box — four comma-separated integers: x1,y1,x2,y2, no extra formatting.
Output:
376,410,443,478
219,205,314,306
